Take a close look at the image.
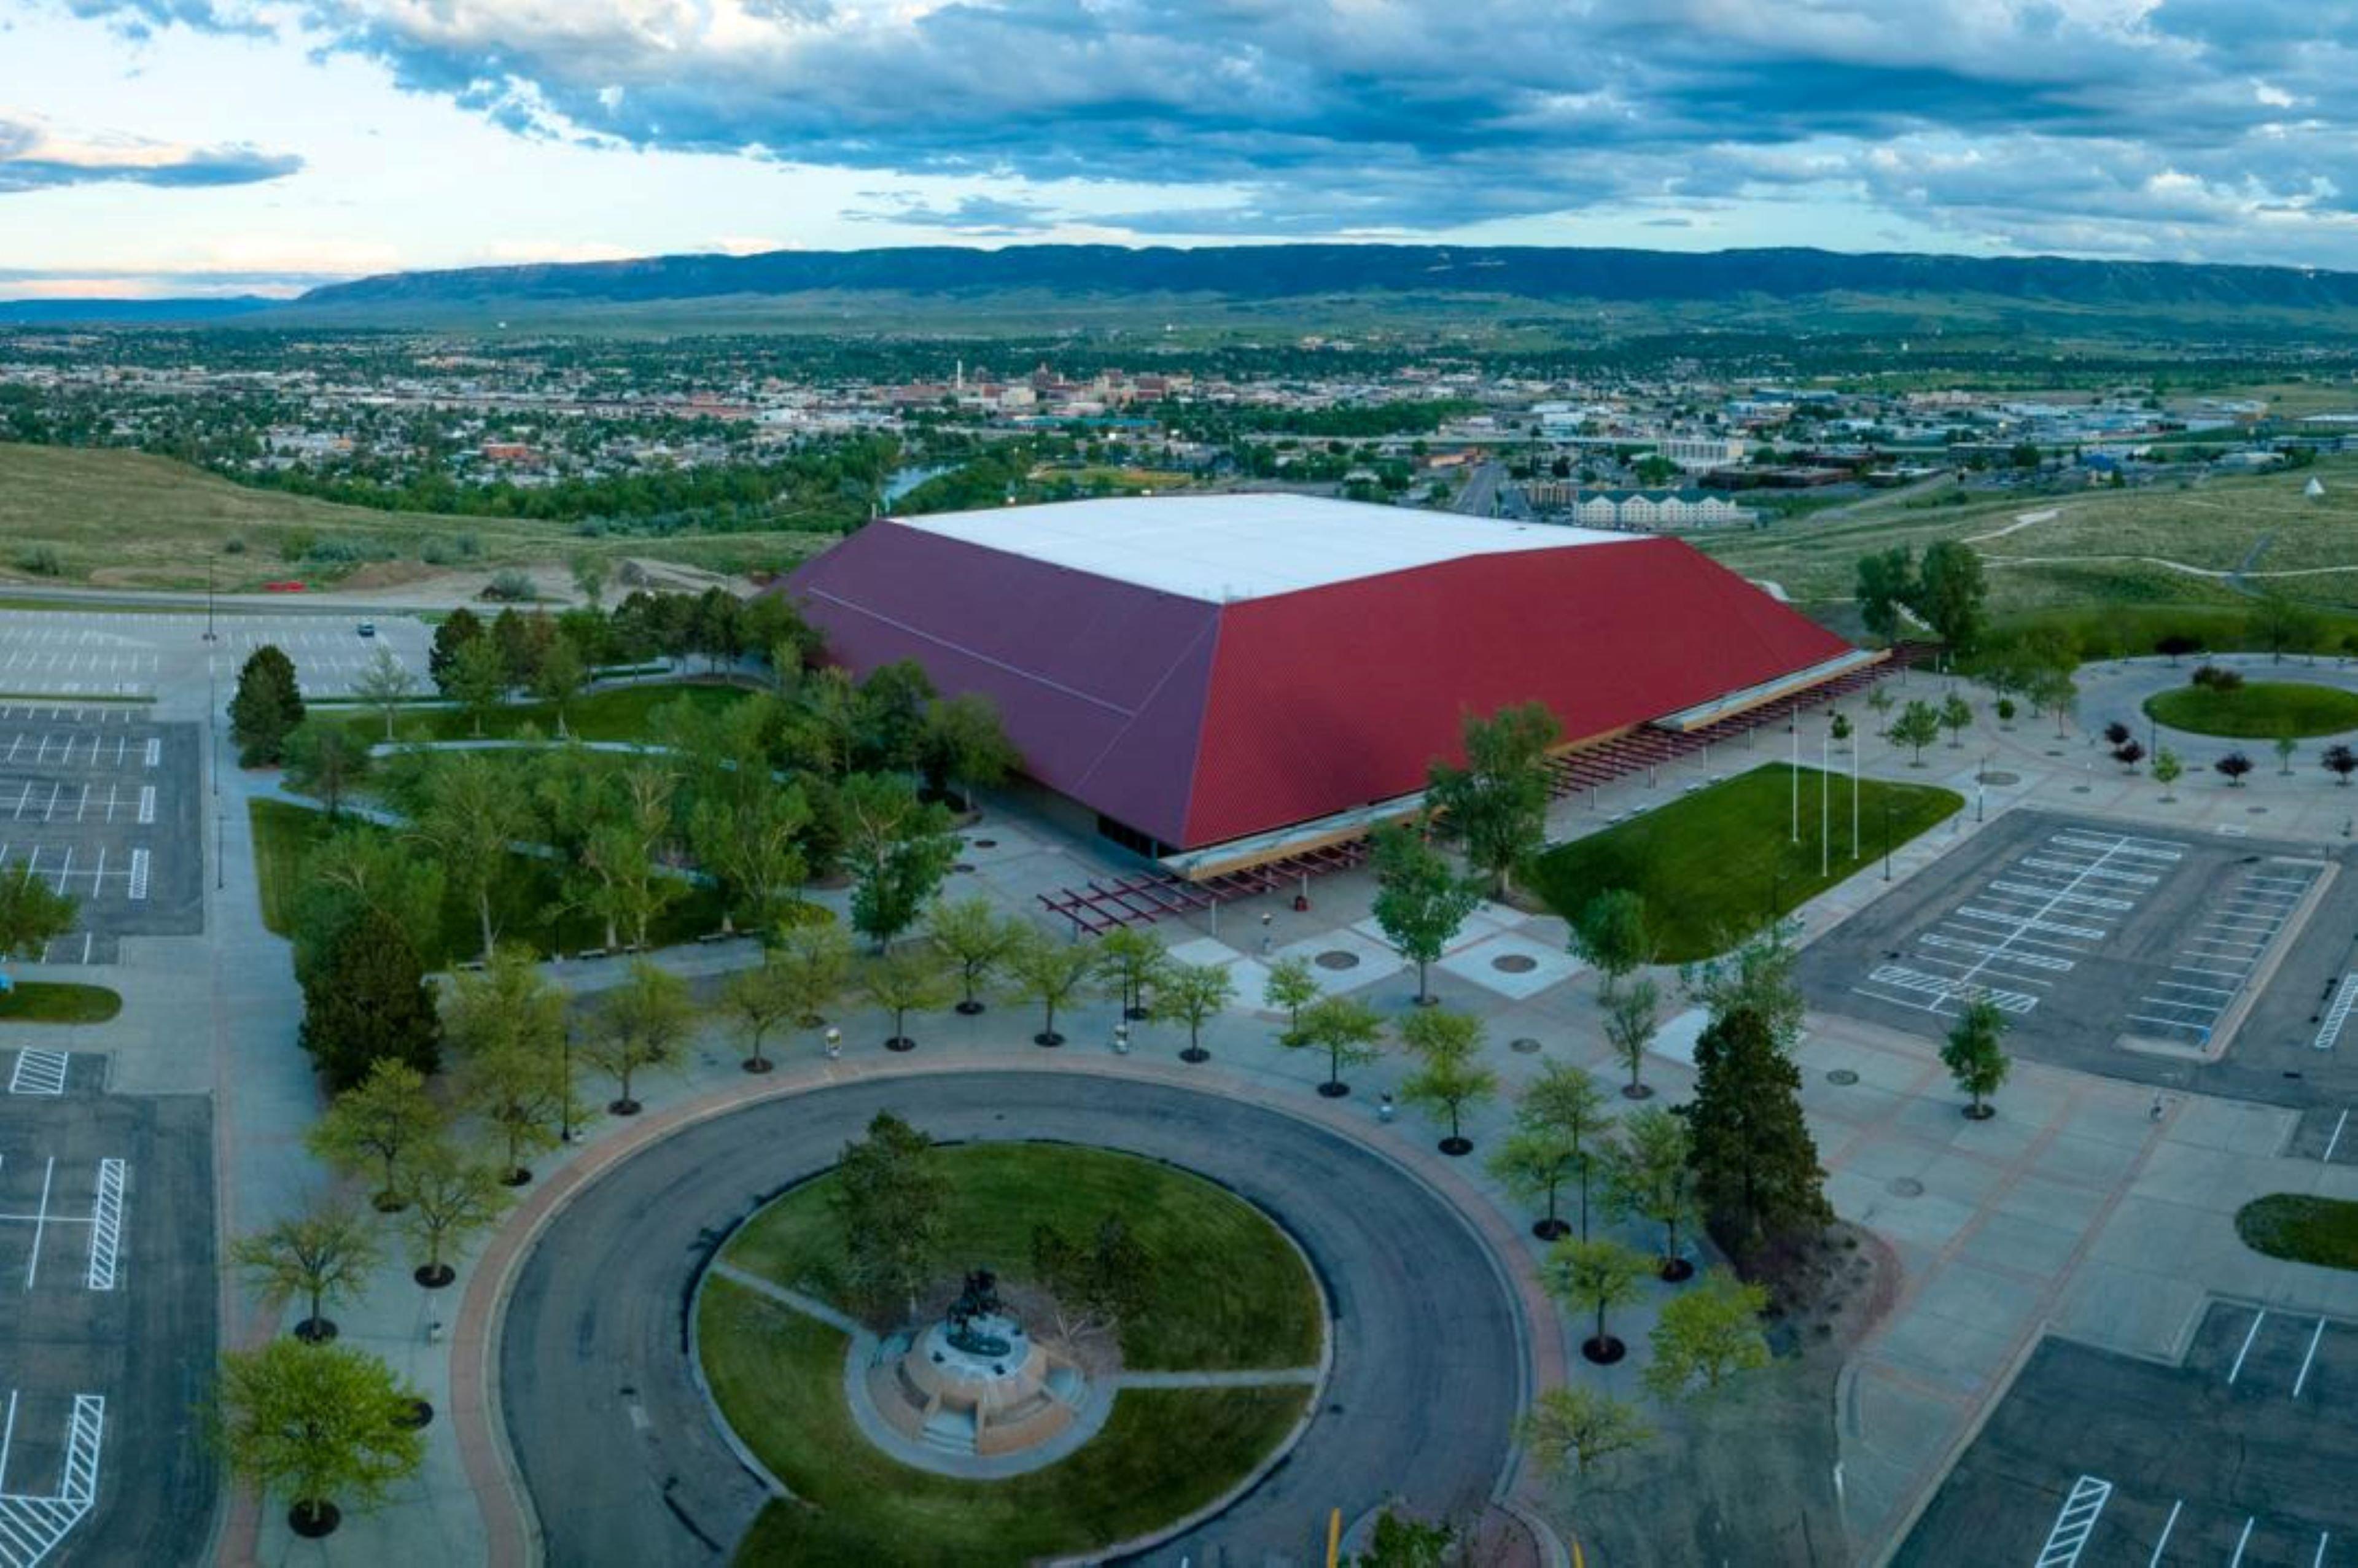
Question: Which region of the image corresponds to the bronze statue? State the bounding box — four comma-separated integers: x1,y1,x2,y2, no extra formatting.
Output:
945,1268,1012,1357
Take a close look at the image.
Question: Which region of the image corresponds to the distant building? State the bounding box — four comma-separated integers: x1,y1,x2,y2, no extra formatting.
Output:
1657,434,1749,472
1566,489,1756,529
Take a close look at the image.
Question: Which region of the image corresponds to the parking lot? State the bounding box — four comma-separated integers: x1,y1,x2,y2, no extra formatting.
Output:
0,707,201,964
1899,1302,2358,1566
1800,811,2351,1105
0,1071,215,1567
0,609,431,700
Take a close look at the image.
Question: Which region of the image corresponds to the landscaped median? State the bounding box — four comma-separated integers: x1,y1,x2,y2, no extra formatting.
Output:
0,981,122,1024
1528,762,1964,963
2236,1194,2358,1271
2144,679,2358,740
699,1141,1323,1566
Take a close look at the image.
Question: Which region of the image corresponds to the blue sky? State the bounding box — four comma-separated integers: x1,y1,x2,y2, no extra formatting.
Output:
6,0,2358,296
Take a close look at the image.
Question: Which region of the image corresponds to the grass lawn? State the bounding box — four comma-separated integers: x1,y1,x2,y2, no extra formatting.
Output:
1528,763,1964,963
247,797,738,966
336,680,759,747
722,1143,1322,1371
0,982,122,1024
702,1279,1307,1567
2142,680,2358,739
2235,1195,2358,1270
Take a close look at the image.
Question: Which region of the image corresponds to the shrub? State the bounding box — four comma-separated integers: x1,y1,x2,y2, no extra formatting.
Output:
223,535,247,555
12,545,63,576
484,568,537,603
2190,664,2244,693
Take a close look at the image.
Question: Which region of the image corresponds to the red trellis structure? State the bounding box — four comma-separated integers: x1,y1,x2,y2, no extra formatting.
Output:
1037,643,1936,936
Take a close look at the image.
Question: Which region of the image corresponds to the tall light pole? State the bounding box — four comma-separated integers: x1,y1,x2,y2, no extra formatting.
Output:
1790,718,1800,843
1820,729,1831,879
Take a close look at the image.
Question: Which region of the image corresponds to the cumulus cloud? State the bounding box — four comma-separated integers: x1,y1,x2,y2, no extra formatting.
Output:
0,112,302,193
47,0,2358,258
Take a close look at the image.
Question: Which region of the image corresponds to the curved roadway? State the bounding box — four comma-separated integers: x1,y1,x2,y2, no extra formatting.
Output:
499,1074,1522,1566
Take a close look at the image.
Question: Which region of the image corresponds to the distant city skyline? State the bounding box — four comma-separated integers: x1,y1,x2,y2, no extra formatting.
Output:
7,0,2358,297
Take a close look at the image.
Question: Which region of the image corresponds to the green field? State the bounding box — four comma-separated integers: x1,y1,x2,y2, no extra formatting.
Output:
2236,1195,2358,1271
334,680,758,747
722,1143,1322,1370
2143,680,2358,739
0,982,122,1024
1528,763,1965,962
705,1281,1307,1567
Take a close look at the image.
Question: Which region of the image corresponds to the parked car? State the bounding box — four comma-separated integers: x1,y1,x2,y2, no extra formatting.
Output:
262,580,306,592
357,622,376,638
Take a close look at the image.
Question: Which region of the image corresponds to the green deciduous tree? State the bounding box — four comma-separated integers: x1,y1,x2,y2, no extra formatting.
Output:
399,1140,510,1288
1488,1122,1584,1241
1603,976,1662,1100
688,781,812,942
1424,702,1561,898
580,959,694,1114
281,721,372,820
1262,955,1320,1043
925,897,1024,1015
1607,1106,1698,1279
446,947,575,1181
1940,996,2012,1120
298,907,440,1093
1149,960,1235,1063
230,645,306,766
832,1110,946,1322
915,691,1019,810
1889,699,1941,766
1371,824,1482,1006
1643,1269,1772,1401
2152,745,2184,799
1915,540,1988,656
1029,1214,1153,1343
1396,1008,1496,1156
407,753,532,962
720,955,801,1074
1939,691,1975,747
306,1058,443,1212
0,867,76,967
1544,1234,1649,1362
230,1198,380,1343
349,647,420,743
1289,993,1385,1098
1521,1386,1654,1483
1520,1060,1613,1239
2249,593,2321,663
445,634,510,737
839,772,960,950
861,945,954,1051
1092,925,1170,1022
1570,888,1652,999
428,608,483,694
531,637,588,736
1687,1006,1832,1260
217,1338,426,1537
1681,923,1807,1054
1853,546,1916,642
1003,929,1097,1047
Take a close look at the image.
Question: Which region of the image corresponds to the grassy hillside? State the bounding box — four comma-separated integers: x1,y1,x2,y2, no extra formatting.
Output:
0,443,839,591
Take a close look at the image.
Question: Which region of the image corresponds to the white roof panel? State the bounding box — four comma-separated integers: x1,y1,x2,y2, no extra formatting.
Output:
889,494,1638,603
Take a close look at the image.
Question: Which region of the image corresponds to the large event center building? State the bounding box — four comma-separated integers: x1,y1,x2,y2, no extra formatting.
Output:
781,495,1868,872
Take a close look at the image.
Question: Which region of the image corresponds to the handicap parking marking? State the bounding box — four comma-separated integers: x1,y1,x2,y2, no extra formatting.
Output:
4,1055,67,1098
83,1161,122,1294
2035,1474,2113,1567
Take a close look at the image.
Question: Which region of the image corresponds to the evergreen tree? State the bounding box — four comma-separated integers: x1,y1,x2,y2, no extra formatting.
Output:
832,1111,946,1322
230,645,306,766
428,607,484,694
298,908,440,1093
1685,1006,1832,1260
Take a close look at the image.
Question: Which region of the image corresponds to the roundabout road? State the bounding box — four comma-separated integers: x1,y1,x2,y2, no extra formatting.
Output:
498,1073,1525,1566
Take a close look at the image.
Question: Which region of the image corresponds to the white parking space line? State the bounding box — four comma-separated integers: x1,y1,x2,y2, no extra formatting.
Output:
2229,1310,2267,1384
2035,1474,2113,1567
2294,1317,2327,1399
20,1159,51,1291
2319,976,2358,1051
2327,1111,2351,1165
140,739,158,769
2230,1516,2256,1568
6,1052,67,1097
2147,1499,2182,1567
133,786,153,827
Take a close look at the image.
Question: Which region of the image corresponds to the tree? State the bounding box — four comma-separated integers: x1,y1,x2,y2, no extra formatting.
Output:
2276,732,2300,776
569,552,609,608
924,898,1024,1015
1396,1008,1496,1155
832,1111,946,1322
1290,993,1385,1097
1003,929,1097,1047
720,956,801,1074
2030,666,2079,737
281,721,371,820
688,781,812,942
1350,1508,1456,1568
1889,699,1941,765
1092,925,1170,1022
1686,1006,1833,1260
230,1199,380,1342
1371,824,1482,1005
839,773,960,950
772,920,854,1038
298,908,440,1093
1489,1121,1583,1241
2216,750,2255,788
915,692,1019,810
217,1338,426,1538
1029,1214,1153,1344
1604,976,1662,1100
2153,746,2184,800
445,634,509,737
2114,739,2146,773
398,1141,509,1287
1150,960,1235,1063
306,1058,442,1212
1866,684,1896,729
349,647,420,742
2325,743,2358,786
230,645,306,766
428,608,484,694
1263,956,1321,1043
1519,1060,1614,1238
1939,692,1974,747
1681,923,1807,1054
1643,1270,1772,1400
0,867,76,969
1914,539,1988,656
407,753,532,961
1608,1105,1699,1279
2248,593,2321,663
1569,888,1652,1000
852,659,937,772
1544,1235,1649,1364
1853,546,1916,642
579,959,694,1114
446,947,575,1180
1940,997,2012,1120
862,945,954,1052
530,637,588,737
1424,704,1560,898
1521,1386,1654,1483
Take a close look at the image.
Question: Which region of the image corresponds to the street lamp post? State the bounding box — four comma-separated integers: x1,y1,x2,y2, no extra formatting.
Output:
559,1027,575,1143
1883,802,1896,881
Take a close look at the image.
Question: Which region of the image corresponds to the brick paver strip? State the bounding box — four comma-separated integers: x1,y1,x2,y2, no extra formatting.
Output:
450,1053,1568,1568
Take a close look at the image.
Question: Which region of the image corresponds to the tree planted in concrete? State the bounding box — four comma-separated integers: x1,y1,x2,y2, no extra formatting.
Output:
1643,1269,1772,1401
218,1338,426,1539
1940,996,2012,1120
1371,823,1482,1006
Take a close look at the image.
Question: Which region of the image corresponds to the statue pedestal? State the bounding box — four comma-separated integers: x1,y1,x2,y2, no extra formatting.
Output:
870,1312,1088,1461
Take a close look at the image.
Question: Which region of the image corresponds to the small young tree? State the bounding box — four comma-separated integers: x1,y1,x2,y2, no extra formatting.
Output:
1396,1008,1496,1156
1092,925,1170,1022
217,1338,427,1539
1488,1122,1583,1241
2216,750,2255,788
281,721,372,820
1643,1269,1772,1401
230,644,306,766
2114,739,2146,773
1263,955,1321,1044
579,959,695,1114
349,648,421,743
720,956,800,1074
531,638,588,737
1603,976,1662,1100
1889,699,1941,765
446,948,575,1181
2152,745,2184,800
1423,701,1560,898
772,920,855,1036
399,1141,510,1288
831,1111,946,1322
1544,1234,1650,1364
862,945,954,1052
1569,888,1652,1000
306,1058,443,1212
1003,929,1097,1047
2276,732,2300,776
1029,1214,1153,1345
1994,695,2017,728
1371,823,1482,1006
230,1199,381,1343
1150,960,1236,1063
1940,996,2012,1120
445,634,510,738
1939,691,1974,747
1866,683,1896,729
2327,743,2358,786
1288,993,1385,1097
1519,1060,1614,1238
1608,1106,1698,1279
1520,1386,1654,1483
925,897,1024,1015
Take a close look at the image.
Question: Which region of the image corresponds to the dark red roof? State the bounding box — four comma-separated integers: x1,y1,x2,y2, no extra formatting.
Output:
783,522,1850,851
